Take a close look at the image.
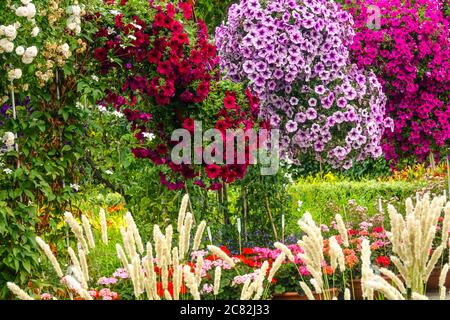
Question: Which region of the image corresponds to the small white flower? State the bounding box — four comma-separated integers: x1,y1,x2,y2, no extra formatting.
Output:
107,27,115,35
130,23,142,30
128,35,137,41
70,183,80,191
142,132,155,142
297,200,303,211
105,170,113,175
3,168,13,175
112,111,124,118
97,105,107,112
91,75,99,82
110,10,120,16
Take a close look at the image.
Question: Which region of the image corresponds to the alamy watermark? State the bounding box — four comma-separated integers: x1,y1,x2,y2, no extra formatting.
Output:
170,121,280,176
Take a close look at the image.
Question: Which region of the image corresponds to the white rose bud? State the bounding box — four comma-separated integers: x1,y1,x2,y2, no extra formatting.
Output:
15,46,25,56
31,26,39,37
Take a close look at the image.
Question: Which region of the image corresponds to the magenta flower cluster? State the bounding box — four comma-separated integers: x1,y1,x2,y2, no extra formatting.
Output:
216,0,392,169
348,0,450,163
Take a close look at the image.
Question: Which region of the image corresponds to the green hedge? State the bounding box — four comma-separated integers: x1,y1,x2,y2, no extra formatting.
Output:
287,179,427,228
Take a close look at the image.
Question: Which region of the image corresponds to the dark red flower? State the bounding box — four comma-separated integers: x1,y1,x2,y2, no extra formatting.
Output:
205,164,221,179
178,2,193,20
94,47,108,61
224,94,236,109
182,118,195,132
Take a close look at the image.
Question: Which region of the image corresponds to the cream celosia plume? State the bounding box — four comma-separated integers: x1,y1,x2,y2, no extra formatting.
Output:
274,242,295,263
177,194,189,233
36,236,63,278
386,193,448,294
63,275,93,300
81,214,95,249
64,212,89,253
335,214,349,247
299,281,315,300
297,212,325,290
214,266,222,296
207,245,236,267
267,252,285,283
7,282,34,300
99,207,108,245
193,221,206,251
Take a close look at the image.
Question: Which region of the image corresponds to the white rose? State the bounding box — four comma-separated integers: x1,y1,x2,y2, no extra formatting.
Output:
21,55,34,64
15,46,25,56
4,25,17,40
15,6,28,17
67,22,77,30
31,26,39,37
7,68,22,81
60,43,70,53
71,5,81,16
24,46,38,57
3,132,15,148
0,39,14,53
26,3,36,19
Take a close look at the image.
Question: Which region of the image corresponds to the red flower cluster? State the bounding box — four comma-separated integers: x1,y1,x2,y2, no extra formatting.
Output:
94,1,261,190
375,256,391,268
138,89,263,190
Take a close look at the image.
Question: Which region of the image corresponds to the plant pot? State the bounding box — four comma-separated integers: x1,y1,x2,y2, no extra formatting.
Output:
427,267,450,290
350,276,392,300
272,288,339,300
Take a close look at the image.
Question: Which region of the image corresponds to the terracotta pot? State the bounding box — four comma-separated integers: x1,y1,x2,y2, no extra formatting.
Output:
427,267,450,290
272,288,339,300
350,276,392,300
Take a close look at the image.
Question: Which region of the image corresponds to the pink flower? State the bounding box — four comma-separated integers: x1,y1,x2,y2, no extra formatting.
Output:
40,293,53,300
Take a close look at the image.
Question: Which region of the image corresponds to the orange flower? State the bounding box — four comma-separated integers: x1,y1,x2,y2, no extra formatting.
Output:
322,265,334,276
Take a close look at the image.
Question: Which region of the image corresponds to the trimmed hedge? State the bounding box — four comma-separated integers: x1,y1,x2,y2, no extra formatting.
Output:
287,179,427,227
